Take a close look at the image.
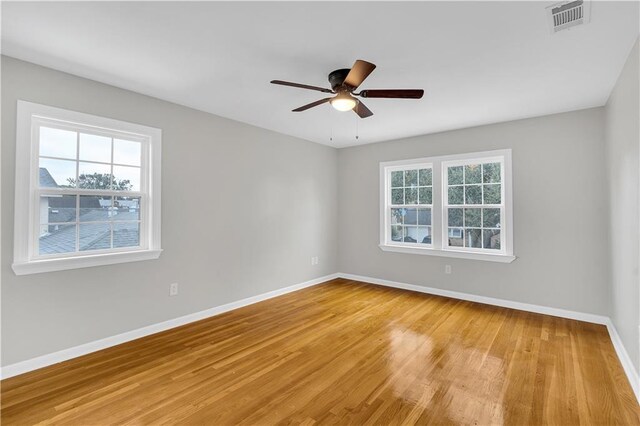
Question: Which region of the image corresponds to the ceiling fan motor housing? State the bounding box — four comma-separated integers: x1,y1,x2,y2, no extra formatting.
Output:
328,69,351,91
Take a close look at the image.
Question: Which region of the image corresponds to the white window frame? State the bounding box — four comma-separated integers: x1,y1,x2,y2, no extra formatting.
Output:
12,100,162,275
385,163,434,247
380,149,515,263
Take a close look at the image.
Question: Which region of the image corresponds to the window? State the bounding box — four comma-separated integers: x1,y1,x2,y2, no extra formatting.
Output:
380,150,514,263
13,101,162,275
389,166,433,245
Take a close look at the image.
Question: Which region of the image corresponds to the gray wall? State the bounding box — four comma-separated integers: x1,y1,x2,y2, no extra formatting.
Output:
1,56,338,366
338,108,609,315
606,39,639,372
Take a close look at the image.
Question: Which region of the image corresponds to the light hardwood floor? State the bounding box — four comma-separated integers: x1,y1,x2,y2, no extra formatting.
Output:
2,278,638,425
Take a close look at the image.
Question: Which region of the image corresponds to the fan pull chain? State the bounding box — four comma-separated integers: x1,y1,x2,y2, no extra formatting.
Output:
329,107,333,142
355,114,359,140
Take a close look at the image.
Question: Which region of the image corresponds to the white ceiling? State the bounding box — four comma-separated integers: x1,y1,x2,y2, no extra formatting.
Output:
2,1,638,148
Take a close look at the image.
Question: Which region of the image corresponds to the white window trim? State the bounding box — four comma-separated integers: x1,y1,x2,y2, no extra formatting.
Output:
12,100,162,275
379,149,515,263
385,163,434,248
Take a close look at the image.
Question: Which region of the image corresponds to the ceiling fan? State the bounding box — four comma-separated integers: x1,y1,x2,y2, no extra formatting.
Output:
270,60,424,118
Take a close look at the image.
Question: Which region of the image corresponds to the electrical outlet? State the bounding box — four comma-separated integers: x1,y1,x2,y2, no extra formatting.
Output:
311,256,319,266
445,265,452,274
169,282,179,296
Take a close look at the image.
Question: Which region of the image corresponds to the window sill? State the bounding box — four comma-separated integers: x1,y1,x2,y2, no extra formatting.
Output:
379,244,516,263
12,249,163,275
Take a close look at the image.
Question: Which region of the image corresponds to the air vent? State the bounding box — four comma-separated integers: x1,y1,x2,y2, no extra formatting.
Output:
547,0,590,33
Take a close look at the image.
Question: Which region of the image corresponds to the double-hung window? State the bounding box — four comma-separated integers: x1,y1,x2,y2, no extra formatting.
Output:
380,149,514,263
13,101,162,275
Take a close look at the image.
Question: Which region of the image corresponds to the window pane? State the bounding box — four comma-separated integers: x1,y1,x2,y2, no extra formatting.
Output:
405,188,418,204
403,208,417,225
77,162,112,189
483,208,501,228
79,223,111,251
448,186,463,204
403,227,417,243
40,195,76,223
465,229,482,248
391,188,404,205
113,222,140,248
419,187,432,204
465,185,482,204
79,133,111,163
39,127,76,160
39,158,76,188
114,197,140,221
417,226,431,244
464,164,482,184
417,208,431,226
419,169,432,186
448,228,463,247
483,184,501,204
464,208,481,227
405,169,418,187
80,196,113,222
483,229,501,250
448,208,463,227
483,162,501,183
39,223,77,255
391,225,403,242
391,208,403,225
391,171,404,188
112,165,140,191
448,166,463,185
113,139,141,166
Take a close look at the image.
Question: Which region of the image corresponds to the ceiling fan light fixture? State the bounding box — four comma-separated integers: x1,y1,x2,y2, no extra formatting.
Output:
271,59,424,118
330,93,357,112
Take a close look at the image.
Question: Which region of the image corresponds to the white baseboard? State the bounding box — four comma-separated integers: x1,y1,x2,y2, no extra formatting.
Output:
338,273,609,324
0,273,339,380
606,319,640,402
338,272,640,404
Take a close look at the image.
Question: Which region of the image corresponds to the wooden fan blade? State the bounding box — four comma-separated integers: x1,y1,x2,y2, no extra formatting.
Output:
271,80,334,94
292,98,332,112
359,89,424,99
354,100,373,118
344,60,376,90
